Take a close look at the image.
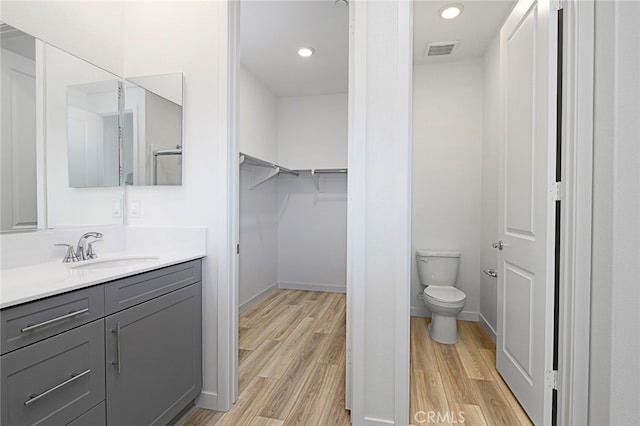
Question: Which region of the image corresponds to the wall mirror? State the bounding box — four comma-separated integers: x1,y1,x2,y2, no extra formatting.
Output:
1,22,37,232
67,79,120,188
0,20,125,232
45,43,123,228
124,73,183,186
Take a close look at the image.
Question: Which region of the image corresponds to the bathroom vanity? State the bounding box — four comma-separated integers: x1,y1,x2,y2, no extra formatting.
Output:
0,257,203,426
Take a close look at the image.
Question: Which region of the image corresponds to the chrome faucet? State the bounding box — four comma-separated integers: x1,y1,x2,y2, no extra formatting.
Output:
76,232,104,261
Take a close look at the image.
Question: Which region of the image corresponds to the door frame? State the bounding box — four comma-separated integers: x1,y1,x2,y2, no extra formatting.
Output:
557,0,594,424
214,0,240,412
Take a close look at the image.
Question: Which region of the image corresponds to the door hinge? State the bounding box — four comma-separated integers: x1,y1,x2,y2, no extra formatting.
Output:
545,369,558,390
551,181,562,201
236,243,240,254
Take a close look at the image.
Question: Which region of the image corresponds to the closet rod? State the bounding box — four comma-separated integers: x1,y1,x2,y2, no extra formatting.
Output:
310,168,348,174
239,152,299,176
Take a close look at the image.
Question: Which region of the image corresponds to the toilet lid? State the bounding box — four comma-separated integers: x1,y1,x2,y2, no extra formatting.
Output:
424,286,466,303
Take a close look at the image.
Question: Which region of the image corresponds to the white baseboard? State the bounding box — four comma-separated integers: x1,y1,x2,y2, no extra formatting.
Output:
478,313,497,343
410,305,479,322
195,390,219,410
459,311,479,322
239,282,278,314
278,281,346,293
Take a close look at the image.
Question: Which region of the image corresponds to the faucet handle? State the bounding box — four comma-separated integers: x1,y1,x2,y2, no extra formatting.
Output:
54,244,79,263
86,240,103,260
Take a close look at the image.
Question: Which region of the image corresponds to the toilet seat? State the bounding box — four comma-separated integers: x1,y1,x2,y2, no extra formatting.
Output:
424,286,466,305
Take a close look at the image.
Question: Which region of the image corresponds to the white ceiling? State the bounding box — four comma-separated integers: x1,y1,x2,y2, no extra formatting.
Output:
241,0,349,97
413,0,515,65
241,0,514,97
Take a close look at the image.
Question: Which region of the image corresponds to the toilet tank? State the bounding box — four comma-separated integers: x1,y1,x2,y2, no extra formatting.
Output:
416,250,460,286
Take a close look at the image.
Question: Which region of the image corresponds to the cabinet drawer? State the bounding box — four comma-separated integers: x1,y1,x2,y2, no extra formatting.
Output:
1,285,104,355
104,259,201,314
66,401,105,426
1,320,105,426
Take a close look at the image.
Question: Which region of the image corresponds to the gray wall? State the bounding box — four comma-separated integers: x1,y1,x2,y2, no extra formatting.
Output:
239,165,278,311
277,173,347,292
590,1,640,424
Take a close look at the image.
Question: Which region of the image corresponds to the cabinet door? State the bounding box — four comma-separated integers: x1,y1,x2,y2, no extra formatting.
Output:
105,283,202,426
1,320,105,426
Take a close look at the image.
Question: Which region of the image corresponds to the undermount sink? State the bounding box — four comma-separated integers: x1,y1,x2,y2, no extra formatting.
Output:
69,256,160,270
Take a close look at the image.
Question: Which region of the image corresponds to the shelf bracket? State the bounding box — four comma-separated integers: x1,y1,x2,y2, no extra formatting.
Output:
310,169,321,191
250,167,280,190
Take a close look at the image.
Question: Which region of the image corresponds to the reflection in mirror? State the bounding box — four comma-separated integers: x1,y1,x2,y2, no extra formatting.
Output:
124,73,183,185
0,22,37,232
45,43,123,228
67,80,120,187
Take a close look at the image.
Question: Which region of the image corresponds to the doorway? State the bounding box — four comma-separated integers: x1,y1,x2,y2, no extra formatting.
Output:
235,0,349,419
410,0,558,424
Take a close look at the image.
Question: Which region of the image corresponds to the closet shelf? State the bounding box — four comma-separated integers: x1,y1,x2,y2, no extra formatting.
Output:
239,153,348,190
239,153,300,177
240,152,299,190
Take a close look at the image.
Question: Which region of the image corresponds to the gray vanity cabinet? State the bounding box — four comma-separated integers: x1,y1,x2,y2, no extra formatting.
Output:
0,259,203,426
105,282,202,426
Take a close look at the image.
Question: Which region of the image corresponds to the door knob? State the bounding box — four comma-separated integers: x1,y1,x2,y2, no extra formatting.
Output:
483,269,498,278
492,240,504,251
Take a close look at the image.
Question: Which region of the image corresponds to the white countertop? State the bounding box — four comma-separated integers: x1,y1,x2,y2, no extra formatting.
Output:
0,251,206,309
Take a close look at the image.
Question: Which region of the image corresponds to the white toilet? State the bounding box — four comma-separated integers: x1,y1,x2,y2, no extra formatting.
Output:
416,250,466,344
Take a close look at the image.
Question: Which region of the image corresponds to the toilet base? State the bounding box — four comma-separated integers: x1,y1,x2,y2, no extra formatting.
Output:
428,313,458,344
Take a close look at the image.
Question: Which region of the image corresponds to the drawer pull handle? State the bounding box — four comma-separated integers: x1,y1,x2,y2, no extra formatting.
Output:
24,369,91,406
21,308,89,333
112,322,121,374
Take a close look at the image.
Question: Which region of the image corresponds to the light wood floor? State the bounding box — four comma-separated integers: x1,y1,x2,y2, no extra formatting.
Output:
181,290,531,426
410,317,532,426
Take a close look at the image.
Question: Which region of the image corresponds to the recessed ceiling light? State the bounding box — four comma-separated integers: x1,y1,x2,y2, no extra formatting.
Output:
298,47,315,57
439,3,464,20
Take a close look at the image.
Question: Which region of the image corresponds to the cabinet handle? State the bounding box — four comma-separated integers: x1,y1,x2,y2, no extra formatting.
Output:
24,369,91,406
112,321,121,374
21,308,89,332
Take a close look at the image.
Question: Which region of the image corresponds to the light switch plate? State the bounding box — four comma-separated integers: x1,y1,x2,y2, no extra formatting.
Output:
130,200,140,218
112,200,122,218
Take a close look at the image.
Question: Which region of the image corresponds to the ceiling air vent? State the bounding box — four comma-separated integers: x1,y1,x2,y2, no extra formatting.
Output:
425,41,459,57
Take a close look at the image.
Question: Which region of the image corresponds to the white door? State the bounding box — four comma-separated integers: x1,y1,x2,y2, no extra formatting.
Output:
497,0,557,424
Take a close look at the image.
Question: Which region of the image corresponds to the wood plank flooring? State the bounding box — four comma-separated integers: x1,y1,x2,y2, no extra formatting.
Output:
181,290,531,426
182,290,349,426
410,317,532,426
